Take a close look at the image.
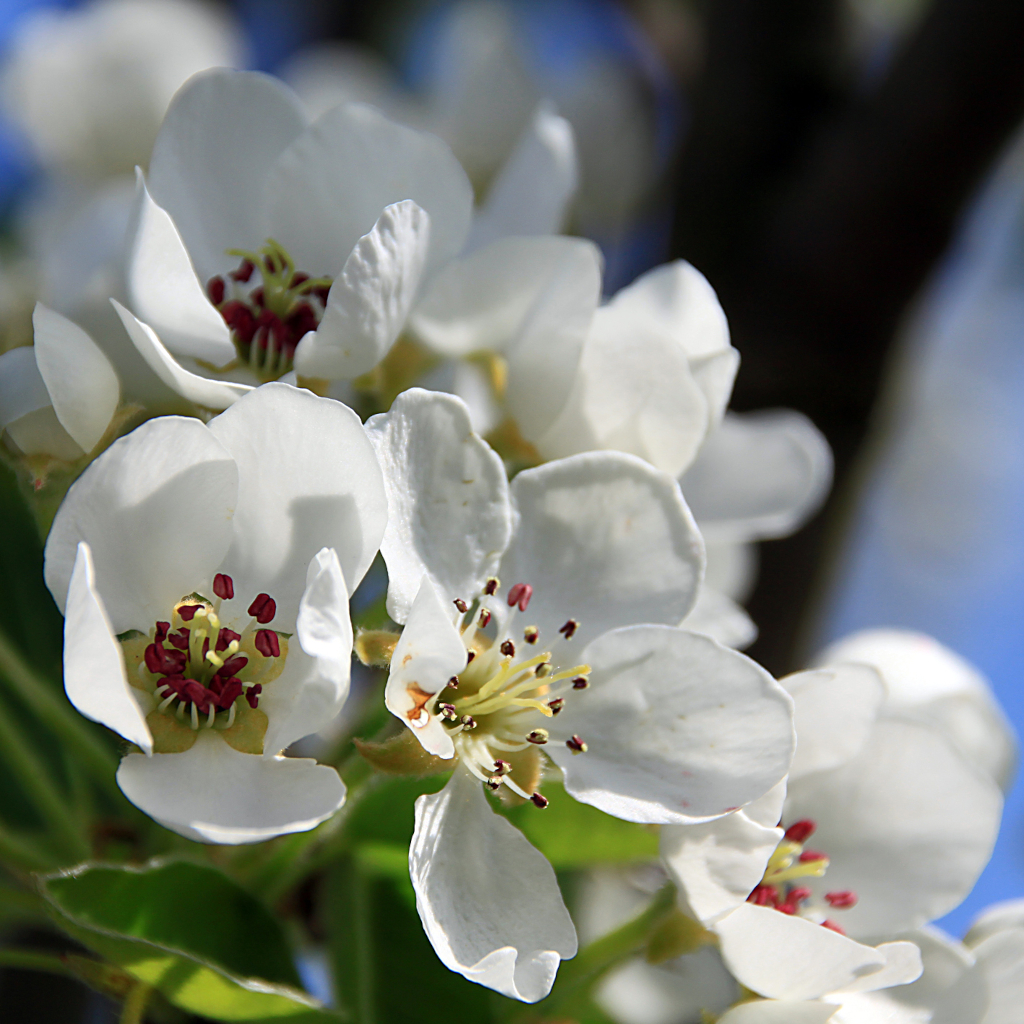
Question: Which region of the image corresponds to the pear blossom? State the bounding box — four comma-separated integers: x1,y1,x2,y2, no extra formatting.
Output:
0,0,243,179
362,388,795,1001
0,303,119,463
42,383,387,843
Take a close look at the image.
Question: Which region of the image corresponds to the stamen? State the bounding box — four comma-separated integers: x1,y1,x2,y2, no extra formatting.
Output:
493,760,511,775
572,676,589,689
507,583,533,612
531,792,549,809
478,608,492,628
454,599,469,614
255,629,280,658
548,698,564,714
178,604,202,622
821,920,846,935
558,619,579,639
439,703,458,721
524,626,539,644
213,573,234,600
484,578,499,596
825,891,858,908
248,593,276,624
784,820,816,843
460,715,477,729
446,676,459,690
500,640,515,657
565,734,588,754
527,729,549,745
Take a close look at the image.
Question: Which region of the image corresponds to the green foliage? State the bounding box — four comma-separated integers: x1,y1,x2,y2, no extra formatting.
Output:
39,858,340,1022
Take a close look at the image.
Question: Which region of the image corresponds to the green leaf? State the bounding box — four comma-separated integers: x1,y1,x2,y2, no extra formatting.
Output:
344,774,450,848
501,782,659,867
40,858,340,1022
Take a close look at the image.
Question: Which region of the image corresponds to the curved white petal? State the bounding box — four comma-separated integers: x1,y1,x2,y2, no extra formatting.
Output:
784,718,1003,938
607,260,731,359
44,416,237,632
552,626,794,824
0,345,53,430
537,303,710,477
966,898,1024,946
681,411,833,544
829,941,923,996
690,346,740,430
466,102,577,253
662,812,783,925
294,200,431,379
385,577,466,759
266,102,472,280
365,388,511,623
504,243,603,445
111,300,251,411
32,303,119,452
148,68,308,283
716,903,886,1001
501,452,704,646
64,543,152,754
207,382,387,627
410,767,577,1002
971,926,1024,1024
781,665,886,780
816,629,1017,791
717,1002,838,1024
410,236,602,358
116,734,345,844
261,548,352,755
126,173,236,365
680,586,758,650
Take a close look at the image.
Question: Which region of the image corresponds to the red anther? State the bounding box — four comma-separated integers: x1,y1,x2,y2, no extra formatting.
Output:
286,302,318,341
466,650,476,663
478,608,492,628
213,573,234,600
821,919,846,935
500,639,515,657
312,285,331,305
799,850,828,863
248,593,276,623
485,777,501,791
507,583,533,612
531,792,549,809
572,676,589,689
263,253,279,273
776,902,797,915
494,760,511,774
219,656,248,678
220,301,257,345
182,679,211,713
251,287,265,308
484,578,499,596
788,887,812,904
178,604,202,622
565,734,587,753
216,678,243,708
826,891,858,908
447,676,459,689
245,684,262,709
290,271,309,288
454,599,468,614
548,698,565,714
255,629,280,658
154,621,170,643
168,629,190,651
558,619,579,639
527,730,548,745
784,820,817,843
524,626,539,645
748,884,778,906
216,627,241,652
230,259,255,283
207,276,225,306
144,642,186,676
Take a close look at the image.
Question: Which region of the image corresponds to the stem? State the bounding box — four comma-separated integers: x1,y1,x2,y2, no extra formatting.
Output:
0,687,90,861
0,949,80,980
120,980,152,1024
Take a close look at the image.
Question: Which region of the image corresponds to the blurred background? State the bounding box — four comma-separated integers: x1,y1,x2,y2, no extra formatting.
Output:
0,0,1022,1014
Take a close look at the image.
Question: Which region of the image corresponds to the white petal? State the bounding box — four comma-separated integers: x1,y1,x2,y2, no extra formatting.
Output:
784,718,1003,938
44,416,237,632
265,102,472,280
261,548,352,755
504,243,603,445
551,626,794,823
111,300,252,411
780,665,886,780
32,303,119,452
690,346,740,430
662,812,783,925
410,768,577,1001
116,733,345,844
207,382,388,626
607,260,731,359
537,303,711,477
816,629,1016,791
365,388,511,623
972,926,1024,1024
716,903,886,1001
680,586,758,650
681,411,833,544
0,346,52,430
465,102,577,253
717,1002,838,1024
501,452,704,646
126,173,236,365
148,68,308,283
294,200,431,379
745,779,789,828
385,577,466,759
966,898,1024,946
410,235,602,358
63,543,152,754
829,942,923,996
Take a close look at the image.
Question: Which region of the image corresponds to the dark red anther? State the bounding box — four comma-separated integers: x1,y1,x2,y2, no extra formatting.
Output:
213,573,234,600
248,593,276,623
572,676,589,690
466,650,476,663
255,629,280,658
313,285,331,305
558,619,579,639
154,621,170,643
788,887,812,904
784,820,817,844
182,679,211,714
565,734,587,753
245,684,262,709
484,578,499,596
220,301,257,345
230,259,255,283
478,608,492,628
144,642,186,676
178,604,202,622
216,628,241,652
500,639,515,657
821,919,846,935
531,792,549,809
548,698,564,714
776,902,797,915
217,678,243,709
799,850,828,863
286,301,318,341
748,884,778,906
167,629,190,651
290,271,309,288
454,598,468,614
447,676,459,689
219,656,248,678
250,287,265,308
207,276,226,306
825,891,858,908
507,583,533,612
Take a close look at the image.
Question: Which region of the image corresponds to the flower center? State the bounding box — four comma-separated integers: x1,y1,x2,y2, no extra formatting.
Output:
206,240,333,382
120,574,287,754
748,819,857,934
432,579,591,808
